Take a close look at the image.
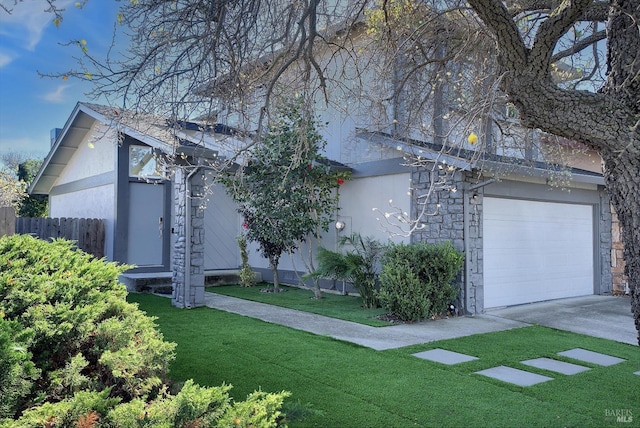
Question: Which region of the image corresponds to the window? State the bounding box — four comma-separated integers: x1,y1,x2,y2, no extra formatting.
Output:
129,145,161,178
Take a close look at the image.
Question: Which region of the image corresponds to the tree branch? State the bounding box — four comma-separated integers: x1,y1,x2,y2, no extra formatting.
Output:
550,28,606,62
508,0,610,21
529,0,593,70
467,0,528,69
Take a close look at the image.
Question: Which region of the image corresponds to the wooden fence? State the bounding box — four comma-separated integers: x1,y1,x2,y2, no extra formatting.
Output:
15,217,105,259
0,206,16,236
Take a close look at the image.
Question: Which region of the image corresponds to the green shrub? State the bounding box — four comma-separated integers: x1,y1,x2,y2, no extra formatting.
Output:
378,260,431,322
0,235,289,427
10,381,290,428
0,317,38,419
378,241,463,321
11,389,120,428
107,380,289,428
219,389,290,427
307,234,385,308
0,235,173,415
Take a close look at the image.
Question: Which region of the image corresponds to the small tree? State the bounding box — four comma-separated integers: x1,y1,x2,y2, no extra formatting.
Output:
17,160,47,217
224,97,344,294
237,234,257,287
0,158,47,216
0,171,25,209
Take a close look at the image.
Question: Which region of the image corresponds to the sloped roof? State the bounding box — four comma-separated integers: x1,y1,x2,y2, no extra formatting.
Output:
356,130,473,171
30,103,111,195
356,129,605,186
30,102,245,195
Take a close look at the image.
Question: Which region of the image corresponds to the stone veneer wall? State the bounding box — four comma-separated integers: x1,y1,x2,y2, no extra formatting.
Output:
611,205,629,294
171,168,186,307
409,169,465,250
172,168,206,308
409,168,472,312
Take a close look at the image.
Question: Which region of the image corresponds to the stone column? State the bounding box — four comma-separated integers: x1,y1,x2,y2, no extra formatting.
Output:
409,167,466,311
189,170,206,306
172,168,187,307
465,184,484,314
172,168,206,308
597,190,614,295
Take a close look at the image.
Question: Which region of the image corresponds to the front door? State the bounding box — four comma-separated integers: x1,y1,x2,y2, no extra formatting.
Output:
128,182,165,266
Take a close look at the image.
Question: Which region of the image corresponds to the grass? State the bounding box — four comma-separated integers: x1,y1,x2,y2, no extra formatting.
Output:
129,293,640,428
206,283,392,327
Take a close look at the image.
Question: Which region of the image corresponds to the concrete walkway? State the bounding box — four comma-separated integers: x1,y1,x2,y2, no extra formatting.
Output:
203,293,637,350
485,295,637,346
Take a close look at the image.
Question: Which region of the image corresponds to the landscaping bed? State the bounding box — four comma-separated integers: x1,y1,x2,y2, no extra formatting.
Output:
206,284,392,327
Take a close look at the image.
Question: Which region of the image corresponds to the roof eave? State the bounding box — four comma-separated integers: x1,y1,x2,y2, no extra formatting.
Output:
477,159,605,186
30,102,90,195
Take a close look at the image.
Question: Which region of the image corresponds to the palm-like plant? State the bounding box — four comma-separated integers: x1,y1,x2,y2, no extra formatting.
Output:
308,233,385,308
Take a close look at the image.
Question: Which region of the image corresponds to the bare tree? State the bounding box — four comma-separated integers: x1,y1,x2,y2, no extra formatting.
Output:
354,0,640,342
464,0,640,343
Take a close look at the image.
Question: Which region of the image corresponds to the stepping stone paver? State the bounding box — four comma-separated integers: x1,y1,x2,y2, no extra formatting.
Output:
412,348,478,365
558,348,625,366
475,366,553,386
521,357,590,375
634,371,640,376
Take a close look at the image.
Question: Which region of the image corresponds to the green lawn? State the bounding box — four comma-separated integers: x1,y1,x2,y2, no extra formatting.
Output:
206,284,392,326
129,293,640,428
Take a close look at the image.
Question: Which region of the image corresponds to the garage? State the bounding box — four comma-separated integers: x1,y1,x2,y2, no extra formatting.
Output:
483,197,594,308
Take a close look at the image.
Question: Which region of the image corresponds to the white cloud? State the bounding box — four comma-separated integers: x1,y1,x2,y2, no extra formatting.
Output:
42,84,71,103
0,0,74,50
0,51,13,68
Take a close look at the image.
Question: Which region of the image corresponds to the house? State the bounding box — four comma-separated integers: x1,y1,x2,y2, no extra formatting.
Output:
196,25,618,313
361,133,612,312
32,0,627,315
29,102,245,306
30,99,617,314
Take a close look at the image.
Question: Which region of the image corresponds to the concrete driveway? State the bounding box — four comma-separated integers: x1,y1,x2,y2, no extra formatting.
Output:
484,295,638,346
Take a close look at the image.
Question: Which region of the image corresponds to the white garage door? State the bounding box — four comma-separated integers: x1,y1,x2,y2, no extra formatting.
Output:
483,197,594,308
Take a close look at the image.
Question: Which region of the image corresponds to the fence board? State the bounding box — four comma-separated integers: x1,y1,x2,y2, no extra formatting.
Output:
15,217,105,259
0,207,16,236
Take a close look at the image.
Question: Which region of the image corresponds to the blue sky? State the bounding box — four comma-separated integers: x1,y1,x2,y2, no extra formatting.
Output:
0,0,122,160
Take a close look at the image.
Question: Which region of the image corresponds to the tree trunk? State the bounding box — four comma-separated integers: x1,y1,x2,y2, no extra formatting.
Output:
269,257,280,292
601,148,640,344
311,278,322,300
